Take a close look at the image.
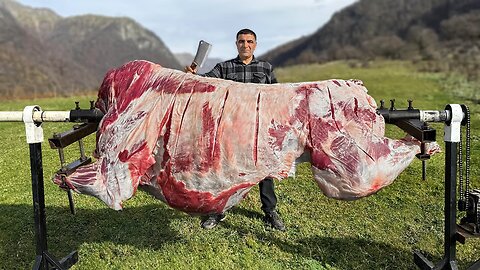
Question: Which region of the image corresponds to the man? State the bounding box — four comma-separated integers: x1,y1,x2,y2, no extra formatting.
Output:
184,28,285,231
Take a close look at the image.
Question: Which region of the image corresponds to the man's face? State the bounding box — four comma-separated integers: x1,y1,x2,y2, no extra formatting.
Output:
236,33,256,60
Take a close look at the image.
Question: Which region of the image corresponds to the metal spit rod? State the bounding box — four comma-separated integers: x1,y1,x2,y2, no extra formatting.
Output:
0,110,70,122
378,109,452,123
0,107,103,123
0,107,451,123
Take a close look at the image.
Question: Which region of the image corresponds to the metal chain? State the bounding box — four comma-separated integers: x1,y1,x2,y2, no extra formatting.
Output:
464,105,471,211
459,122,464,208
462,105,478,231
458,105,471,212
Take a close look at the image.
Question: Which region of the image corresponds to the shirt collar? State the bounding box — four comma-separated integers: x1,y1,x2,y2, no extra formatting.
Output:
234,55,257,65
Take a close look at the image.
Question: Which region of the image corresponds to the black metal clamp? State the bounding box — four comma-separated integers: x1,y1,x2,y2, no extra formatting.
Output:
377,99,436,180
49,122,98,215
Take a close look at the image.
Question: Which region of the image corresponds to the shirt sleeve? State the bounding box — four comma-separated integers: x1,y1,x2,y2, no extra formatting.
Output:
201,63,222,78
269,69,278,84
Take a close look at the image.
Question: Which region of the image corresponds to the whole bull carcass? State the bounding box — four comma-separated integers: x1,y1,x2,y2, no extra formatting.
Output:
54,60,438,214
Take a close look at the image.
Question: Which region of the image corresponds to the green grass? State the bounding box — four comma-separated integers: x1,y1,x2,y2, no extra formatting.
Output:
1,61,480,269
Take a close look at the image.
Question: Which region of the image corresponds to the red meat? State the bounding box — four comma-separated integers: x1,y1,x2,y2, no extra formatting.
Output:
54,60,439,214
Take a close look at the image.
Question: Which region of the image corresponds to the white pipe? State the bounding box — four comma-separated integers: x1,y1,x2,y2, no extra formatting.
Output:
0,111,24,121
0,110,71,122
420,110,450,122
32,111,71,122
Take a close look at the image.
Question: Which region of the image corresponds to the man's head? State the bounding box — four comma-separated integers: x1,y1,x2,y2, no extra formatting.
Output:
236,28,257,63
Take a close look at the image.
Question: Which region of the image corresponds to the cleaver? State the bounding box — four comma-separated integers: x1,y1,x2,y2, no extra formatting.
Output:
190,40,212,70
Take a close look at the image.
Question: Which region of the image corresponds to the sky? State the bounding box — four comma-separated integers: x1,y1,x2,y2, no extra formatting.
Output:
16,0,357,59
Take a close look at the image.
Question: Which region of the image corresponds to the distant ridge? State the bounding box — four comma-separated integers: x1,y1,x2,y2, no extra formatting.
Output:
0,0,182,98
262,0,480,78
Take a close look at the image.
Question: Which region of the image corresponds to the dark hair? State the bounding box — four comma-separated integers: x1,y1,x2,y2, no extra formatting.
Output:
236,28,257,40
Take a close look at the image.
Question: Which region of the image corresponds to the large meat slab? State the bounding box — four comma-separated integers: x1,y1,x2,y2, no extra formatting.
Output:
54,60,439,214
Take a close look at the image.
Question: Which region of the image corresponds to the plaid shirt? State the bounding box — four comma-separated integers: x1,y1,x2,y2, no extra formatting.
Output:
202,56,278,84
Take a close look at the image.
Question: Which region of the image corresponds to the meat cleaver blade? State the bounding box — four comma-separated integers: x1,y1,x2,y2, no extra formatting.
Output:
190,40,212,70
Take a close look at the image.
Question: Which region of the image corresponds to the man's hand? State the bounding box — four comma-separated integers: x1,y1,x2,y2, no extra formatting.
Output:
184,65,197,74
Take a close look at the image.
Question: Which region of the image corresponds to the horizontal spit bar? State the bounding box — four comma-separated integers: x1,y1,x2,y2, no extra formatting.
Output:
377,109,452,123
0,111,72,122
0,111,24,121
420,110,450,123
0,109,104,123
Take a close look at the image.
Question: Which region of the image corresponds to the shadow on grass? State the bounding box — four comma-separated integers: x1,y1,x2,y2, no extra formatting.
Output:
224,207,435,270
0,203,186,269
273,234,414,269
225,206,416,269
229,206,264,220
2,203,472,270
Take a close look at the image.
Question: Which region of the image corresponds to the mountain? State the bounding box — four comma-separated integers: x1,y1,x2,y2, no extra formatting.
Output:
262,0,480,78
174,52,223,74
0,0,182,98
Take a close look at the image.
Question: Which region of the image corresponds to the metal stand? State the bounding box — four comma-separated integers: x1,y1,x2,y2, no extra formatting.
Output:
22,106,78,270
0,103,103,269
378,102,480,269
1,100,478,269
411,104,480,270
29,143,78,270
414,141,459,270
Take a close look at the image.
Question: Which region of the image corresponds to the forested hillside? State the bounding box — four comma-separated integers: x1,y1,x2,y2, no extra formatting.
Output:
262,0,480,79
0,0,181,98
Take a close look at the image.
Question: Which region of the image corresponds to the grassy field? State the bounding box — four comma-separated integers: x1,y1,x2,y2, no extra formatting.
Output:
0,60,479,269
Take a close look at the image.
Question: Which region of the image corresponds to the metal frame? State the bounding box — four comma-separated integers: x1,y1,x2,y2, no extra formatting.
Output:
414,141,460,270
0,105,103,269
22,106,79,270
29,142,78,270
1,102,478,269
378,103,480,269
